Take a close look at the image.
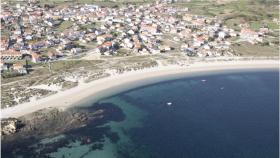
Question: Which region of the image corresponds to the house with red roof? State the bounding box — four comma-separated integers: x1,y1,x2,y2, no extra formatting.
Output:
140,24,158,35
240,28,260,44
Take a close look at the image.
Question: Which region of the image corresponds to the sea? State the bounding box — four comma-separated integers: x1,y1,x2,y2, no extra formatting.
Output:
2,69,279,158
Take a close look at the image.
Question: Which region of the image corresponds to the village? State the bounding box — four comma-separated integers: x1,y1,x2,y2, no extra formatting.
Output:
1,0,277,75
0,0,278,108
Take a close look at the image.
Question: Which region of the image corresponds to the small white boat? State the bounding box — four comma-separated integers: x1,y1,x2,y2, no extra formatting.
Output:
167,102,172,106
201,79,207,82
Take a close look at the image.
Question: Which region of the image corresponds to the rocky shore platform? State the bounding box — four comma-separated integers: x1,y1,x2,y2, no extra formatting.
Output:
1,102,125,158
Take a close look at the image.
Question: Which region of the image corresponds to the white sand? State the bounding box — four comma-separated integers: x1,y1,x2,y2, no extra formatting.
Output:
1,60,278,118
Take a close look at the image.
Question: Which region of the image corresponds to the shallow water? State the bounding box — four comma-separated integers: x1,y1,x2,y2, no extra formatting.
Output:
2,70,279,158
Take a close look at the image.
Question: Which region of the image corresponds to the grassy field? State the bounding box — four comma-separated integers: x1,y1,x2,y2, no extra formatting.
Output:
55,21,73,32
1,60,103,84
174,0,279,31
231,42,279,57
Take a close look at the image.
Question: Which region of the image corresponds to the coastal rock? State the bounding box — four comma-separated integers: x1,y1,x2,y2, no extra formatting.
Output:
1,103,126,158
1,107,106,141
1,118,24,135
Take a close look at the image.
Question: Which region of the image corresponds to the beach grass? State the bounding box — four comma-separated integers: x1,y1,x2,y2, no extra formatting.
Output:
231,42,279,57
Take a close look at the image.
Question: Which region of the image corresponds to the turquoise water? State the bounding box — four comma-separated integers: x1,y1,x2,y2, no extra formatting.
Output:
49,97,148,158
2,70,279,158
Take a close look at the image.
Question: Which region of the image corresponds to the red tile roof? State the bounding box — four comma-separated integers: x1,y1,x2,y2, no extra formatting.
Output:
102,41,112,47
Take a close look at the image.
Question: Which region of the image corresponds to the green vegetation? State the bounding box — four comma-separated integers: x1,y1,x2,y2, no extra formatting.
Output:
174,0,279,31
1,71,25,78
47,60,104,72
81,23,97,30
1,55,162,108
56,21,73,32
117,48,132,56
231,42,279,56
1,60,102,84
61,81,78,90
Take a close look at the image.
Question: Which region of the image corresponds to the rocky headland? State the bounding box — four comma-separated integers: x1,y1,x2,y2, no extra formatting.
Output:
1,102,125,158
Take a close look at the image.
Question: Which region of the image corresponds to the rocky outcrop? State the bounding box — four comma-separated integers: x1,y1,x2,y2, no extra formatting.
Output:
1,103,125,158
1,107,106,142
1,118,24,135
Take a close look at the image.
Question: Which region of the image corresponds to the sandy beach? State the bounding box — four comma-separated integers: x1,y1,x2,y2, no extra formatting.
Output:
1,60,278,118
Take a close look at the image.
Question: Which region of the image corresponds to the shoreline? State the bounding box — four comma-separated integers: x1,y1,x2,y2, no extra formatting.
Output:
1,60,278,118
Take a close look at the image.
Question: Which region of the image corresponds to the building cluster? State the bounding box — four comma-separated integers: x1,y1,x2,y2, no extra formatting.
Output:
0,0,272,73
